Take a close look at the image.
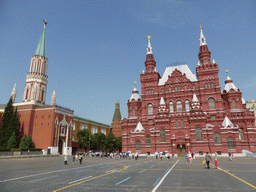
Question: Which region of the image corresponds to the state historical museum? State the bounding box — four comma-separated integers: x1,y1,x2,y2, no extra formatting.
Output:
121,25,256,156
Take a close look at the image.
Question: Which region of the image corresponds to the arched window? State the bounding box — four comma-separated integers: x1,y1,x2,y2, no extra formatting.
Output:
181,120,184,128
26,89,29,100
162,88,164,94
178,85,180,91
205,83,208,88
177,101,182,112
214,133,221,144
184,85,187,91
175,86,178,91
133,108,135,116
41,90,44,101
169,87,171,92
160,129,166,142
148,104,153,115
146,136,151,146
208,83,211,88
80,124,84,130
227,138,235,149
232,100,236,109
239,129,244,141
193,84,195,90
136,140,141,150
169,101,173,113
209,98,215,110
185,100,190,111
212,82,214,88
196,128,202,141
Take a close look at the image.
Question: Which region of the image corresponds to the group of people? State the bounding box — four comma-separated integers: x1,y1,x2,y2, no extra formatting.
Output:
155,152,175,160
185,151,196,164
64,153,83,165
228,152,235,161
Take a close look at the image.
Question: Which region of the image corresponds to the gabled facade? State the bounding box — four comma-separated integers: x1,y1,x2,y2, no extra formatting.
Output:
121,26,256,156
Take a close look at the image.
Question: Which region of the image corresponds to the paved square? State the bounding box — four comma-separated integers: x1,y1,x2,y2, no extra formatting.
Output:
0,156,256,191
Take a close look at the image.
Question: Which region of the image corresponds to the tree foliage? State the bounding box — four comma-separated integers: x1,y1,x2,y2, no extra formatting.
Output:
90,133,106,151
0,98,18,148
115,136,122,152
105,132,116,152
77,129,91,151
6,131,18,149
19,134,34,150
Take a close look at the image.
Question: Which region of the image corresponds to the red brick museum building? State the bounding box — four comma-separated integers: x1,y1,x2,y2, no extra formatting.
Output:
121,26,256,156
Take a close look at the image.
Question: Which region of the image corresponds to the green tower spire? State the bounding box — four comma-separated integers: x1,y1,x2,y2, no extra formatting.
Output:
113,98,121,121
34,20,47,57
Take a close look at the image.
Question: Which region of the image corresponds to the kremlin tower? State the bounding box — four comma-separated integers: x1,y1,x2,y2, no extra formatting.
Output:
111,98,122,137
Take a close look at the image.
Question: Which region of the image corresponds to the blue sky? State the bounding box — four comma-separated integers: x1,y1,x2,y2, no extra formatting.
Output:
0,0,255,125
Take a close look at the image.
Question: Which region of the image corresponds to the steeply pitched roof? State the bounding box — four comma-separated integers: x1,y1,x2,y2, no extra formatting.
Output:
158,64,198,86
222,116,233,128
34,28,46,57
113,108,122,120
134,122,144,132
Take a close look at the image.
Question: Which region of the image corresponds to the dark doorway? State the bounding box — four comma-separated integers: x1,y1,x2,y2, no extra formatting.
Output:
177,144,186,156
58,140,63,155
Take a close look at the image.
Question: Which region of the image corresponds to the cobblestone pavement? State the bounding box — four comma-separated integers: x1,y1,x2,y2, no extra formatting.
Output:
0,156,256,192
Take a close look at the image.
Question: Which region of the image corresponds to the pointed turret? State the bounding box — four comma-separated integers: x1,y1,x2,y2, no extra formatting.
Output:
11,83,17,103
191,93,202,110
224,69,238,93
198,25,211,65
23,20,49,104
34,20,47,57
130,81,140,102
51,89,56,106
145,35,156,73
113,98,122,121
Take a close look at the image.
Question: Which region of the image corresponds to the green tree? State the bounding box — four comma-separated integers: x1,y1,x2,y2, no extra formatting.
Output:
0,98,14,148
7,108,19,142
6,131,18,149
77,129,91,151
90,133,106,151
105,132,115,152
19,134,34,150
115,136,122,152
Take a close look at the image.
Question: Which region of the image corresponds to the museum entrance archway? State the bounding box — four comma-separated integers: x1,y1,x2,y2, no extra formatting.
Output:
58,139,64,155
177,144,186,156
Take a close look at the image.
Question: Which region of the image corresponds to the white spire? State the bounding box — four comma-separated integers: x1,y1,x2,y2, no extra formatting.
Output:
134,121,145,132
224,69,238,92
222,116,233,128
130,81,140,101
51,89,56,105
199,24,207,46
147,35,153,55
160,97,165,105
212,59,215,64
11,83,17,102
197,61,201,66
133,81,137,91
192,93,199,102
242,98,245,104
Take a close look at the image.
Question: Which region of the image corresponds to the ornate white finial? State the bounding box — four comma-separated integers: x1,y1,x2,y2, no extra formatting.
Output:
147,35,153,55
213,59,215,64
11,83,17,103
197,61,201,66
225,69,229,76
43,19,48,28
199,24,207,46
51,89,56,106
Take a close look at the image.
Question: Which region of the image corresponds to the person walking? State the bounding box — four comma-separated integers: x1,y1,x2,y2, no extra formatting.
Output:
79,154,83,164
155,152,158,159
185,154,189,165
193,151,196,159
232,153,234,162
73,155,75,165
228,152,232,161
205,152,212,169
64,155,68,165
188,151,192,164
160,153,163,161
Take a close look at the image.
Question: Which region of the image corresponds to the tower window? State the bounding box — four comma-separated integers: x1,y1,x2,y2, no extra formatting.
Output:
175,121,178,128
177,101,182,112
184,85,187,91
232,100,236,109
193,84,195,90
181,120,184,128
196,128,202,141
162,88,164,94
205,83,207,88
169,101,173,113
212,82,214,88
209,98,215,110
169,87,171,92
185,100,190,111
148,104,153,115
133,108,135,116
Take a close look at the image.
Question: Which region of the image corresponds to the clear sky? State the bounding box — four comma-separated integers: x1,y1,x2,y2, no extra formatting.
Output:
0,0,255,125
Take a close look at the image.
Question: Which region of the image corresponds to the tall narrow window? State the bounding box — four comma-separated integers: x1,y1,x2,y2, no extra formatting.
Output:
209,98,215,110
193,84,195,90
169,102,173,112
146,136,151,146
175,86,178,91
185,100,190,111
175,121,178,128
136,140,141,150
160,129,166,142
184,85,187,91
227,138,235,149
133,108,135,116
212,82,214,88
162,88,164,94
148,104,153,115
205,83,208,88
232,100,236,109
41,90,44,101
169,87,171,92
239,129,244,141
181,120,184,128
196,128,202,141
178,85,180,91
208,83,211,88
177,101,182,112
214,133,221,144
26,89,29,100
